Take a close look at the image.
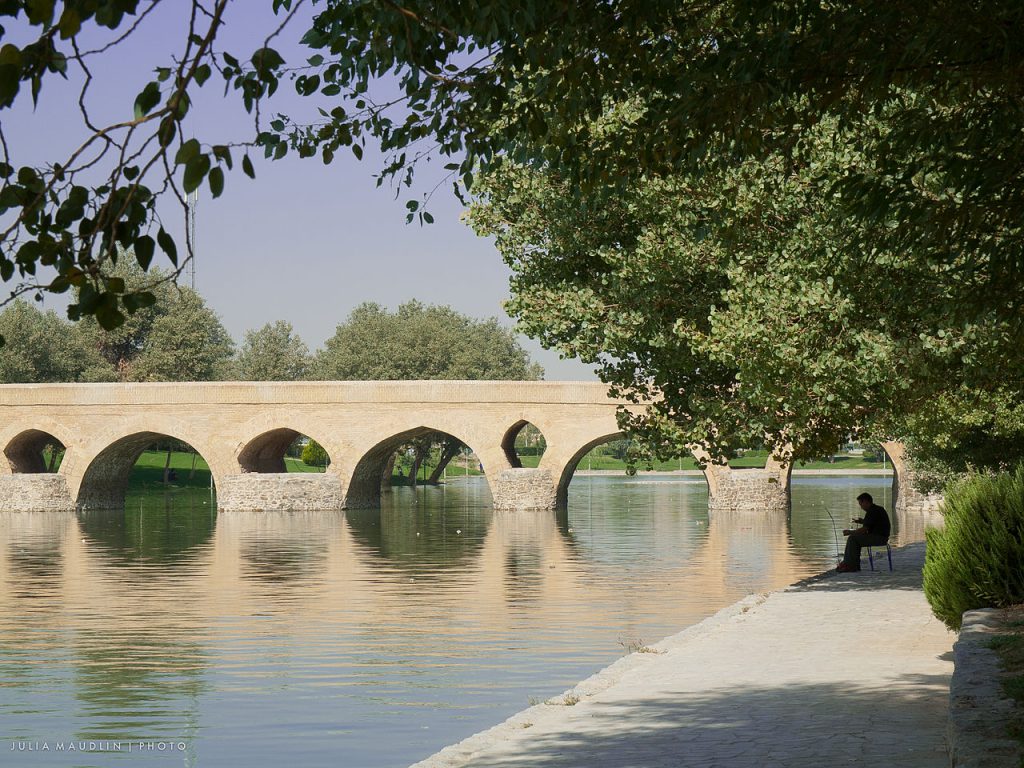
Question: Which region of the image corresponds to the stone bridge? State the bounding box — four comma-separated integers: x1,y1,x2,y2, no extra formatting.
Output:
0,381,926,514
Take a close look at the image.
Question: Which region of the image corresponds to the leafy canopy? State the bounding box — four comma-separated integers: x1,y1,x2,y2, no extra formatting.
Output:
2,1,1021,331
312,300,542,381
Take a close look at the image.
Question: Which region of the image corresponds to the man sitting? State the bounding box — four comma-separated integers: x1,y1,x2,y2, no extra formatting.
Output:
837,492,891,573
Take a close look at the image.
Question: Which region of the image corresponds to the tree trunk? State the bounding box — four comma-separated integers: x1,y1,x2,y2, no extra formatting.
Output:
163,447,172,484
408,448,426,487
381,454,397,492
189,450,198,480
47,445,59,473
428,441,461,484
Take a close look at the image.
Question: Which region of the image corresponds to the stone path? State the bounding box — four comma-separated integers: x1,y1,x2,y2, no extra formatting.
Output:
413,542,954,768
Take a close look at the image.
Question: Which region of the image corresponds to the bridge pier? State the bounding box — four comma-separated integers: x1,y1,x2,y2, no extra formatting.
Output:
880,441,944,514
704,462,792,513
218,473,344,512
0,474,74,512
490,468,559,511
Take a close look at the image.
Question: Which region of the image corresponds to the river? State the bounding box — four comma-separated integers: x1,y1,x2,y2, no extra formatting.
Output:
1,473,928,767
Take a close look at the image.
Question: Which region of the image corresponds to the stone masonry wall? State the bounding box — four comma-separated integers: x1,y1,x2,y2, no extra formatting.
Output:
0,474,74,512
491,468,558,511
894,471,944,515
707,468,791,513
218,473,344,512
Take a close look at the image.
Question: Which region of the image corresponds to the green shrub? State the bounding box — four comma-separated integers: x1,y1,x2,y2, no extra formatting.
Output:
301,439,330,468
923,465,1024,630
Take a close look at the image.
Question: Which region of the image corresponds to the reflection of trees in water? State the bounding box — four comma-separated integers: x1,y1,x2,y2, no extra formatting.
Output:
77,489,215,566
71,626,207,742
237,518,335,586
344,493,490,577
704,508,794,596
3,511,71,601
558,478,709,569
502,539,544,606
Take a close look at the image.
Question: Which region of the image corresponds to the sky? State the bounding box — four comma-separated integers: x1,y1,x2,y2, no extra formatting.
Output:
2,2,596,380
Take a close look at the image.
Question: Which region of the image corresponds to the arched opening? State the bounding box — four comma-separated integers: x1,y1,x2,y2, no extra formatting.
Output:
347,427,488,509
5,429,66,473
77,432,215,510
727,446,769,469
237,428,332,473
501,420,547,468
554,432,626,508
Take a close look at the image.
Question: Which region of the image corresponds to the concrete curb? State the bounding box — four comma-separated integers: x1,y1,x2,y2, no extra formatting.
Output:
949,609,1024,767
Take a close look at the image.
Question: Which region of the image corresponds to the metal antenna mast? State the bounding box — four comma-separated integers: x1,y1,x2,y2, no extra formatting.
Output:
186,189,198,290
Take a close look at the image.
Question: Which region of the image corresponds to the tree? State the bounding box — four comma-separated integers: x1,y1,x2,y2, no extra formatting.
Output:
300,439,329,469
3,2,1022,478
1,1,1021,333
468,114,1024,467
130,290,235,381
313,300,542,483
0,299,106,383
312,301,543,381
76,259,234,381
236,321,311,381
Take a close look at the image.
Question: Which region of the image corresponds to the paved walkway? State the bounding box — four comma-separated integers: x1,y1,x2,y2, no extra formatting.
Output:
413,542,954,768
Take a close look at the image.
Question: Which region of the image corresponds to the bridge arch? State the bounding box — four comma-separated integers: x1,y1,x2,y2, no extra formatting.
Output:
4,428,66,473
501,420,548,468
879,440,942,514
237,427,337,473
73,424,227,511
344,425,496,509
550,431,627,508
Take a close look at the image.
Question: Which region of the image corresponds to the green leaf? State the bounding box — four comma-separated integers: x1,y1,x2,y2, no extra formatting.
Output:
158,116,176,147
133,81,161,119
183,154,211,194
242,154,255,179
208,166,224,198
174,138,201,166
194,63,211,86
157,228,178,266
133,235,155,270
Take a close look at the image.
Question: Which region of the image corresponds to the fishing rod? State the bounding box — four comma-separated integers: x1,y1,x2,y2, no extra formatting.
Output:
823,505,843,563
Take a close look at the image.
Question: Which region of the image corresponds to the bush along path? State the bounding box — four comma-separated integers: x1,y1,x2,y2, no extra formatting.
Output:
923,465,1024,631
413,542,953,768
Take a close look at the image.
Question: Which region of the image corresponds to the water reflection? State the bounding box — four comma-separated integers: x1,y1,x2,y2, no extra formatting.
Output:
78,490,216,565
0,473,937,768
345,486,490,576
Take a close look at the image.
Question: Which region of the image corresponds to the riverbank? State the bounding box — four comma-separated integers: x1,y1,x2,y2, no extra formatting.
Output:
412,541,953,768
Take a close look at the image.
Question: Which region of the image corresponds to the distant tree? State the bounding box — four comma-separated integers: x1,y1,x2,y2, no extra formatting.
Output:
0,299,107,383
130,290,234,381
76,260,234,382
301,440,329,469
312,300,543,381
313,300,542,482
236,320,310,381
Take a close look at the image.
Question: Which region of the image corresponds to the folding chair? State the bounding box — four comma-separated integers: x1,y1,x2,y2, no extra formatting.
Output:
866,543,893,571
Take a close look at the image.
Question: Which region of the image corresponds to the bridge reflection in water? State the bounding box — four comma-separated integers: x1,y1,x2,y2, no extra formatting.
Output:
0,474,936,768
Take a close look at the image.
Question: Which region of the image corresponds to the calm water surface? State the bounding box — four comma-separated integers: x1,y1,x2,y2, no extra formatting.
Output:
1,474,926,767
